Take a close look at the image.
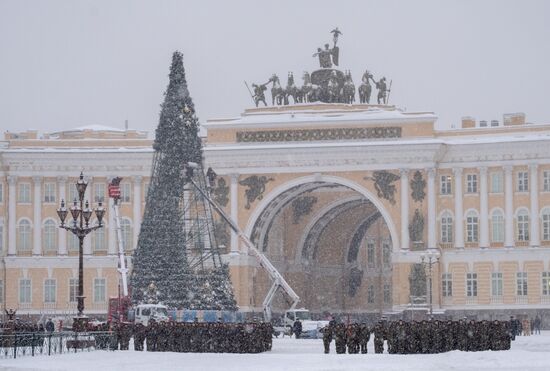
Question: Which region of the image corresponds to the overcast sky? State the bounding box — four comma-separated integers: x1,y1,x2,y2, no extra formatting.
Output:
1,0,549,135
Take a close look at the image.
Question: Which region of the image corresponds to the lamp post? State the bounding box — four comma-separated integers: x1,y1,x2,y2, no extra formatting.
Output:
56,172,105,328
421,250,440,316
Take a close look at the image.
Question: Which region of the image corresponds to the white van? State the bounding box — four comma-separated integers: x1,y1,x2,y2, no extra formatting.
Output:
134,304,169,326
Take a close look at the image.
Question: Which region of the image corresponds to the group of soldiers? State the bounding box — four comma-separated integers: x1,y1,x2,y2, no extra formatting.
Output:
113,321,273,353
322,318,513,354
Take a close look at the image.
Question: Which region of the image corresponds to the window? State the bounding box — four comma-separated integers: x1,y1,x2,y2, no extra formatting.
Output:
517,210,529,241
19,279,31,303
382,242,391,268
44,183,56,203
491,272,503,296
491,172,503,193
43,220,57,251
68,185,78,203
466,273,477,297
440,212,453,243
68,233,79,251
517,171,529,192
93,226,106,251
0,183,3,202
544,171,550,192
442,273,452,297
517,272,528,296
18,183,31,203
542,272,550,296
44,279,56,303
0,280,3,303
491,210,504,242
121,219,132,250
94,183,106,203
466,174,477,193
367,285,375,304
383,284,391,304
440,175,452,195
367,241,375,268
542,209,550,241
466,211,479,243
69,278,78,303
120,183,131,203
94,278,106,303
17,220,32,251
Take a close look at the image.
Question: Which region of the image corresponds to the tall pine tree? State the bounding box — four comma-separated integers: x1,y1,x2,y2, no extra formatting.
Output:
130,51,236,310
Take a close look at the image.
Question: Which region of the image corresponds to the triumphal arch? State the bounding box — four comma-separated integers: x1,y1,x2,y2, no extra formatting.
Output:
204,103,440,316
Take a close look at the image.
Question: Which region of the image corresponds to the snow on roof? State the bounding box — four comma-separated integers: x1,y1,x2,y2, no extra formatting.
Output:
71,124,127,132
204,106,437,128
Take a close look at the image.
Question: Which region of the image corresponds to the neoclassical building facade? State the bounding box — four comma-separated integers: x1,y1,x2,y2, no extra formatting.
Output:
2,105,550,319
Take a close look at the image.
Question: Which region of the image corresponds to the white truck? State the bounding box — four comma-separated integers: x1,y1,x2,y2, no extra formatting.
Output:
133,304,170,326
281,308,328,339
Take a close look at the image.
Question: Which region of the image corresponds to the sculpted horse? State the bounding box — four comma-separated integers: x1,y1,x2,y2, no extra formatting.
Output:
342,71,356,104
284,72,299,105
358,70,373,104
270,74,285,105
300,72,320,103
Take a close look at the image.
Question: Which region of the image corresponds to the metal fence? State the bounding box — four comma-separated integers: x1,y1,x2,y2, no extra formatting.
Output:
0,331,116,359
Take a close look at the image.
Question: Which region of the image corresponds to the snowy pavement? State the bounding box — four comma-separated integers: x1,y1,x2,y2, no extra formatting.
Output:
2,333,550,371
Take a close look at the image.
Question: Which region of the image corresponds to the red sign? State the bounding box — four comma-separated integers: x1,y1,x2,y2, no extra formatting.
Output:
108,184,120,198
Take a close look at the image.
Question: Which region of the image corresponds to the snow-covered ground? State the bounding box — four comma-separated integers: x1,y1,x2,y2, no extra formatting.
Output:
2,333,550,371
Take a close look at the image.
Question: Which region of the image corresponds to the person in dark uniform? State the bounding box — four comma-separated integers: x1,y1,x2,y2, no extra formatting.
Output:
346,324,360,354
293,319,303,339
373,319,386,354
359,323,370,354
334,323,347,354
321,323,334,353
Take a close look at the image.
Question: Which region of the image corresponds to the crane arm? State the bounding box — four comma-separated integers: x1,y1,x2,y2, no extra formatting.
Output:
188,177,300,320
108,178,129,297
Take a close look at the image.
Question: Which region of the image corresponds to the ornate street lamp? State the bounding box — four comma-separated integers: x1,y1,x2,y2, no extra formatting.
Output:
421,250,440,316
56,172,105,329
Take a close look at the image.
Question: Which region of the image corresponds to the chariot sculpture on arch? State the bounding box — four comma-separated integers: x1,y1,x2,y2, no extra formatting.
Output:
246,27,393,106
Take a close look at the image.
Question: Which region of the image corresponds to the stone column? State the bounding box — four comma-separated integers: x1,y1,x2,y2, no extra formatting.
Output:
479,167,489,248
107,176,117,255
427,168,436,250
530,164,540,247
400,169,410,250
504,165,514,248
32,176,43,255
57,176,68,255
83,176,93,255
453,168,464,248
230,174,239,253
7,175,17,256
133,176,143,249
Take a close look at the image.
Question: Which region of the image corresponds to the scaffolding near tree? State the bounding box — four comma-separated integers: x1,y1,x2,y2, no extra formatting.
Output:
130,51,236,310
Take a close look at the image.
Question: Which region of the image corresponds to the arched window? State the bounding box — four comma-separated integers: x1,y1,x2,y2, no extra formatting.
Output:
517,209,529,241
43,220,57,251
440,211,453,243
491,210,504,243
542,208,550,241
120,219,132,251
17,219,32,251
466,210,479,243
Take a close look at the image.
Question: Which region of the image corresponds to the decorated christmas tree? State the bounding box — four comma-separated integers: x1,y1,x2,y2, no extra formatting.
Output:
130,51,236,310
